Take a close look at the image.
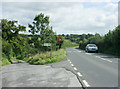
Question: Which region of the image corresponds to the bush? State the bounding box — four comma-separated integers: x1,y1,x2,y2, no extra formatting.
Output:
25,49,67,65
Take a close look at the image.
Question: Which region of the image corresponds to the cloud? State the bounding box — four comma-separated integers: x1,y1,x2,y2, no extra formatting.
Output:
2,0,119,2
2,2,118,35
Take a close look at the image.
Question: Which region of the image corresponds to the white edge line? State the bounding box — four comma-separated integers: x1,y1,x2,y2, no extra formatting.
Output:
77,72,82,77
74,67,77,70
106,60,112,62
101,58,112,62
96,56,113,63
71,64,74,66
82,80,90,87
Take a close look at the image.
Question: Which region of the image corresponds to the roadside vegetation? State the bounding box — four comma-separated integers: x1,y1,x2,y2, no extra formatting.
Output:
1,13,119,66
63,26,120,56
1,13,78,66
23,49,66,65
62,39,78,49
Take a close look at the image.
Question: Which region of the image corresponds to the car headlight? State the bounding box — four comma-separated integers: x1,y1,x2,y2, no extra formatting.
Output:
96,47,98,50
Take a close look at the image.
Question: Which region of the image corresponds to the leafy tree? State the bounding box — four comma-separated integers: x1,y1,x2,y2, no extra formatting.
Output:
1,19,26,42
1,19,27,60
28,13,57,50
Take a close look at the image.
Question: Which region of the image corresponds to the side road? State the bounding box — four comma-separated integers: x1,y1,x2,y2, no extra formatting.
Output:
1,59,82,87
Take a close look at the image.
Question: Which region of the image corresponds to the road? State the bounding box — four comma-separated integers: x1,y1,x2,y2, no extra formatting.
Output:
2,60,81,87
66,47,118,87
1,47,118,88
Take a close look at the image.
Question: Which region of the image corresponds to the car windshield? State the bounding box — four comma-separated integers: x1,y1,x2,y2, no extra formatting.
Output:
88,44,96,47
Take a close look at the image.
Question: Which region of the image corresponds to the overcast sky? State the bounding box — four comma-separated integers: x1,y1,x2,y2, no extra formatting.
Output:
2,0,119,35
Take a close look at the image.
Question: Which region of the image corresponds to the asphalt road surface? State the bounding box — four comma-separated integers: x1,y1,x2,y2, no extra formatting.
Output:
2,60,82,87
1,47,119,88
66,47,118,87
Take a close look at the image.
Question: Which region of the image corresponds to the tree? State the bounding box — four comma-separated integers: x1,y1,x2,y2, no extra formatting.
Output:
1,19,26,42
28,13,56,50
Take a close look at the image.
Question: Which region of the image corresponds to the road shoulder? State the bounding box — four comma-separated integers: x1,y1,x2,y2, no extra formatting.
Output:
2,59,82,87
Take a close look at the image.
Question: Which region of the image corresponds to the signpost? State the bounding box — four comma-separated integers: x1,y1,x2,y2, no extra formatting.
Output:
43,43,52,57
57,37,63,49
57,37,62,42
43,43,51,46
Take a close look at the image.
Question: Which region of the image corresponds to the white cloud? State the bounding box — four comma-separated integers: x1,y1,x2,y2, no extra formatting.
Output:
2,2,118,35
2,0,119,2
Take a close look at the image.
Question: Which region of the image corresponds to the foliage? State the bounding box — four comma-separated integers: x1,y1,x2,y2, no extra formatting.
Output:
28,13,57,50
1,19,32,66
1,53,11,66
63,26,120,56
62,39,78,49
1,19,26,42
23,49,66,65
78,26,120,56
1,14,68,66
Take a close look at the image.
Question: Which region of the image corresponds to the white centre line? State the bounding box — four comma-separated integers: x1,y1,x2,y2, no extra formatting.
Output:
82,80,90,87
77,72,82,77
70,61,72,64
74,67,77,70
71,64,74,67
68,59,70,62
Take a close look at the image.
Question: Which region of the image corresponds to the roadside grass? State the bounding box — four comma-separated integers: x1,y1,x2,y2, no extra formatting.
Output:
62,40,78,49
1,53,22,67
1,39,78,66
10,57,22,63
1,57,11,66
23,49,66,65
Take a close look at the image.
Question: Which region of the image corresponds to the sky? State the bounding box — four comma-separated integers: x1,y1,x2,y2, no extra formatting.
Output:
1,0,119,35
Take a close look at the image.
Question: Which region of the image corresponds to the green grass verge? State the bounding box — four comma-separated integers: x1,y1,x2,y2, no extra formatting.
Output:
1,57,11,66
23,49,66,65
1,39,78,66
62,40,78,49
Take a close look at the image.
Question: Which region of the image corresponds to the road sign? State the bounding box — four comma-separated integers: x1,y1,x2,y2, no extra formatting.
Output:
43,43,51,46
57,37,62,41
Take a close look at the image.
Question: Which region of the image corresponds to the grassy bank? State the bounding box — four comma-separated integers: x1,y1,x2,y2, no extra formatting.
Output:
1,39,78,66
23,39,78,65
1,54,22,66
62,40,78,49
1,53,11,66
1,57,11,66
23,49,66,65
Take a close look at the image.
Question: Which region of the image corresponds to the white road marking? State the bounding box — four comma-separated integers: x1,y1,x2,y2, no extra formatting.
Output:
85,53,91,55
77,72,82,77
68,59,70,62
83,80,90,87
74,67,77,70
100,58,112,62
71,64,74,67
105,59,112,62
101,58,106,60
70,61,72,64
96,56,112,63
95,56,101,58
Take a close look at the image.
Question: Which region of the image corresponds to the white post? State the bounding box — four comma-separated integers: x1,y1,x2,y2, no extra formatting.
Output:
50,44,52,57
